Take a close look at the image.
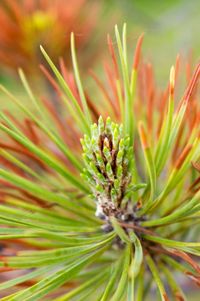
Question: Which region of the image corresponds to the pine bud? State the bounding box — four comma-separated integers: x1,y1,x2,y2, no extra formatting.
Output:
81,117,134,218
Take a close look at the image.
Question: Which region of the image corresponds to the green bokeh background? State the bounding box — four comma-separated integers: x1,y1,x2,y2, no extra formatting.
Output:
104,0,199,83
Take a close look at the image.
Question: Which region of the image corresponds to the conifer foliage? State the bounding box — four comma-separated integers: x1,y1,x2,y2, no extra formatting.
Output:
0,25,199,300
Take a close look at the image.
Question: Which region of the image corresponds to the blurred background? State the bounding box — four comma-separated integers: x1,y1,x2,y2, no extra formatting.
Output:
0,0,199,299
0,0,199,80
106,0,200,80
